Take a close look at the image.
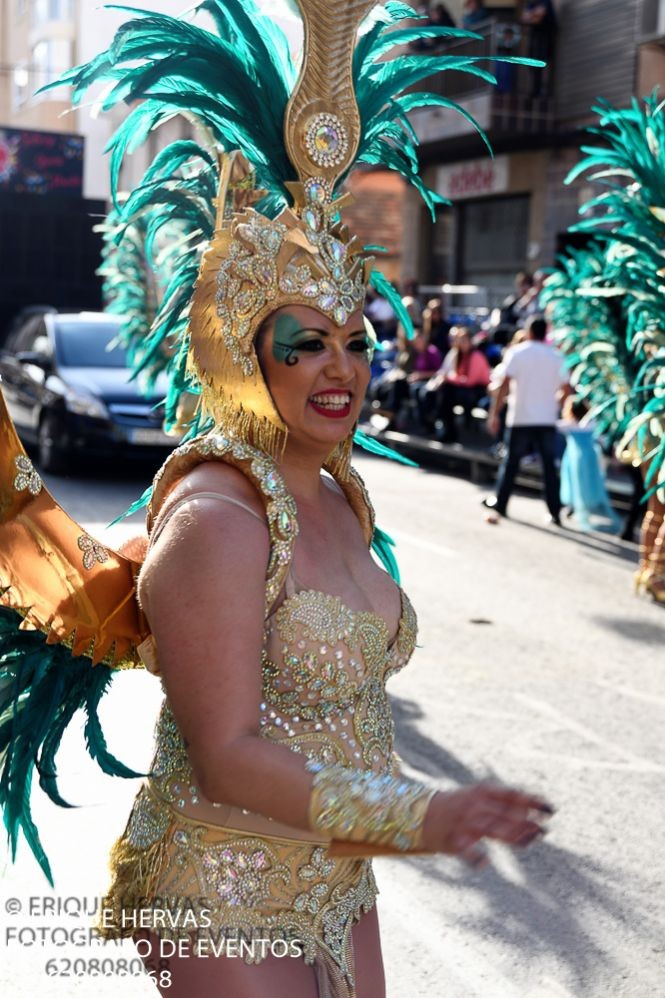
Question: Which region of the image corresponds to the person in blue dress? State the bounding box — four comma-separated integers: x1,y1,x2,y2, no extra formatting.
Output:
559,397,621,533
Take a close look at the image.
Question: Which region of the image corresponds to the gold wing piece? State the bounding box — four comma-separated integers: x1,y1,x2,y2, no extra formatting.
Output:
0,387,146,668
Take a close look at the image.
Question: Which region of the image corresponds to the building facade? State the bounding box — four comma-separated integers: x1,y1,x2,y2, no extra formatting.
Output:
404,0,665,307
0,0,198,329
0,0,196,200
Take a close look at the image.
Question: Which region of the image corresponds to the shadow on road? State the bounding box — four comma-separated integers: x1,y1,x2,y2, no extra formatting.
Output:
408,841,655,995
391,693,659,993
589,615,665,643
497,515,638,567
392,695,477,785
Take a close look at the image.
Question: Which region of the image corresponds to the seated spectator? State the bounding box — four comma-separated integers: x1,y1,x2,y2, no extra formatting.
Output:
371,330,441,430
422,297,451,354
501,271,533,330
462,0,489,30
515,269,546,324
418,326,491,441
475,327,503,367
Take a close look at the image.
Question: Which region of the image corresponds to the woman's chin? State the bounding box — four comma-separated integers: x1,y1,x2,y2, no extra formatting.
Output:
289,420,355,454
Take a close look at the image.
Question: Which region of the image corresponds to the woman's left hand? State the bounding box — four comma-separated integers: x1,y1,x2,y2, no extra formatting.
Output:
421,784,554,867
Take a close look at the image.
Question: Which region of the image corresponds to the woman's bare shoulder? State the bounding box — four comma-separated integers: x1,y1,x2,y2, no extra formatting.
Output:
162,460,266,517
138,461,269,615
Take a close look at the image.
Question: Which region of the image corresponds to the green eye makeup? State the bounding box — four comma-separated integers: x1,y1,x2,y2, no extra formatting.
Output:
272,315,320,366
271,314,372,365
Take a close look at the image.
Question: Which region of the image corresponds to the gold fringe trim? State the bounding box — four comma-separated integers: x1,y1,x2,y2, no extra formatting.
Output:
98,825,173,940
325,435,354,482
198,377,288,462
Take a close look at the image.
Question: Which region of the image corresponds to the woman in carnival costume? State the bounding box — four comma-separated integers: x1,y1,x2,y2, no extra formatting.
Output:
0,3,552,995
542,94,665,603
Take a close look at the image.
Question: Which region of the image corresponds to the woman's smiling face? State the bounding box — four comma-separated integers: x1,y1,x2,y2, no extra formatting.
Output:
257,304,373,454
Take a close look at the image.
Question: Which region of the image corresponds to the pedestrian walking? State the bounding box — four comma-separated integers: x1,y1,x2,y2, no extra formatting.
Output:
483,315,570,524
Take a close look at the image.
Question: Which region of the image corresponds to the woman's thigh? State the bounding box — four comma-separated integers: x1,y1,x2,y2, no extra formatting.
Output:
135,931,318,998
134,907,384,998
352,905,386,998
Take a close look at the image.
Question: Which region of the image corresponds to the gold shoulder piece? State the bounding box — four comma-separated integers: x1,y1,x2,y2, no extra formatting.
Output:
325,462,375,546
284,0,377,187
148,432,299,613
0,388,145,668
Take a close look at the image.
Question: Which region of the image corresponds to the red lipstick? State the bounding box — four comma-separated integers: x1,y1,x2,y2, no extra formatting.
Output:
308,391,353,419
308,399,352,419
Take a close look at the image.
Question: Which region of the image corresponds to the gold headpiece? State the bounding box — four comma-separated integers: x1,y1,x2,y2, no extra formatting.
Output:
188,0,377,475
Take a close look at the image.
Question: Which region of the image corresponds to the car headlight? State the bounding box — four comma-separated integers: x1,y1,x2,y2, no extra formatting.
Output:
64,388,109,419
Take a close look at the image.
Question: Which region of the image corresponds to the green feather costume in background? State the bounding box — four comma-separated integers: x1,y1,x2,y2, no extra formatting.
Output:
0,0,541,882
542,93,665,601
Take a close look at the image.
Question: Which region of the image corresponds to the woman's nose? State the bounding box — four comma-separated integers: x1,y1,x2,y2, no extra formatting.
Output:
324,344,354,380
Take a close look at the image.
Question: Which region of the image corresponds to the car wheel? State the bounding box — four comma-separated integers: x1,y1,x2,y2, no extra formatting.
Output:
38,414,69,474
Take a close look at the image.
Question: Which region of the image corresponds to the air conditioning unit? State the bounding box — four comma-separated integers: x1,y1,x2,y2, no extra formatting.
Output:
641,0,665,38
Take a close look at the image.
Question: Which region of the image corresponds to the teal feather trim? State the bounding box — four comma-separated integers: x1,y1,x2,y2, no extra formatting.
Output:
42,2,296,206
353,428,418,468
108,483,155,526
0,607,143,883
369,269,414,339
45,0,538,212
371,525,400,583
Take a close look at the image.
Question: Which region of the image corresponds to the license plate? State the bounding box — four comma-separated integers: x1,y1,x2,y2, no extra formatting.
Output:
129,427,174,446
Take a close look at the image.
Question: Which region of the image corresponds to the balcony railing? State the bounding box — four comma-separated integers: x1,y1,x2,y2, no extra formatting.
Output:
412,19,555,140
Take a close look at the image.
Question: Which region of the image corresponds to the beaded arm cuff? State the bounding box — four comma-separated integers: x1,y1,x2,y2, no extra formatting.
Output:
306,760,436,853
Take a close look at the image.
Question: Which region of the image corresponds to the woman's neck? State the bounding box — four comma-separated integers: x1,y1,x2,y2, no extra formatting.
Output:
276,440,329,503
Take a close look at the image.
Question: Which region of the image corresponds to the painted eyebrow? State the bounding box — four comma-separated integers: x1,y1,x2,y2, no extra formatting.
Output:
289,327,367,337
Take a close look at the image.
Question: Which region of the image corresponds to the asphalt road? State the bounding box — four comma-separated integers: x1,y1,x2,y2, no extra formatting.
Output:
1,452,663,998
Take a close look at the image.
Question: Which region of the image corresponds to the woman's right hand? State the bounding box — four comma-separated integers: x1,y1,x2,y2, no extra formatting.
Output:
421,785,553,867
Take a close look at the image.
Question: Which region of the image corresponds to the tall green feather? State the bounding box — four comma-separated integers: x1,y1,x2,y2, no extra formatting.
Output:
543,94,665,500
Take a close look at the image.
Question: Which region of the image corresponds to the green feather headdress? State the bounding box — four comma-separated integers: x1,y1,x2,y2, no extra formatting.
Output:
46,0,539,393
543,94,665,500
44,0,539,495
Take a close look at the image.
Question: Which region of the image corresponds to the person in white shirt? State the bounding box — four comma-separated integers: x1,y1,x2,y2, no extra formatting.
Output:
483,315,571,524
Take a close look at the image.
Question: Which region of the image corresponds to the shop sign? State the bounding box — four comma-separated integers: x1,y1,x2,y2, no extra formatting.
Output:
0,127,84,197
437,156,509,201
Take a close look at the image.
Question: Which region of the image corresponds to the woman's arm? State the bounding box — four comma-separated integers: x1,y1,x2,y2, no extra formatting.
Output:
469,350,491,387
140,474,318,831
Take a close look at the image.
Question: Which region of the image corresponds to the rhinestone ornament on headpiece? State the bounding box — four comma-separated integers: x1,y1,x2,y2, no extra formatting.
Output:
304,114,350,168
212,177,367,379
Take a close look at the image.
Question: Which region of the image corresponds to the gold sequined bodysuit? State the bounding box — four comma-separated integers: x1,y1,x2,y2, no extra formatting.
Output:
100,435,418,998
